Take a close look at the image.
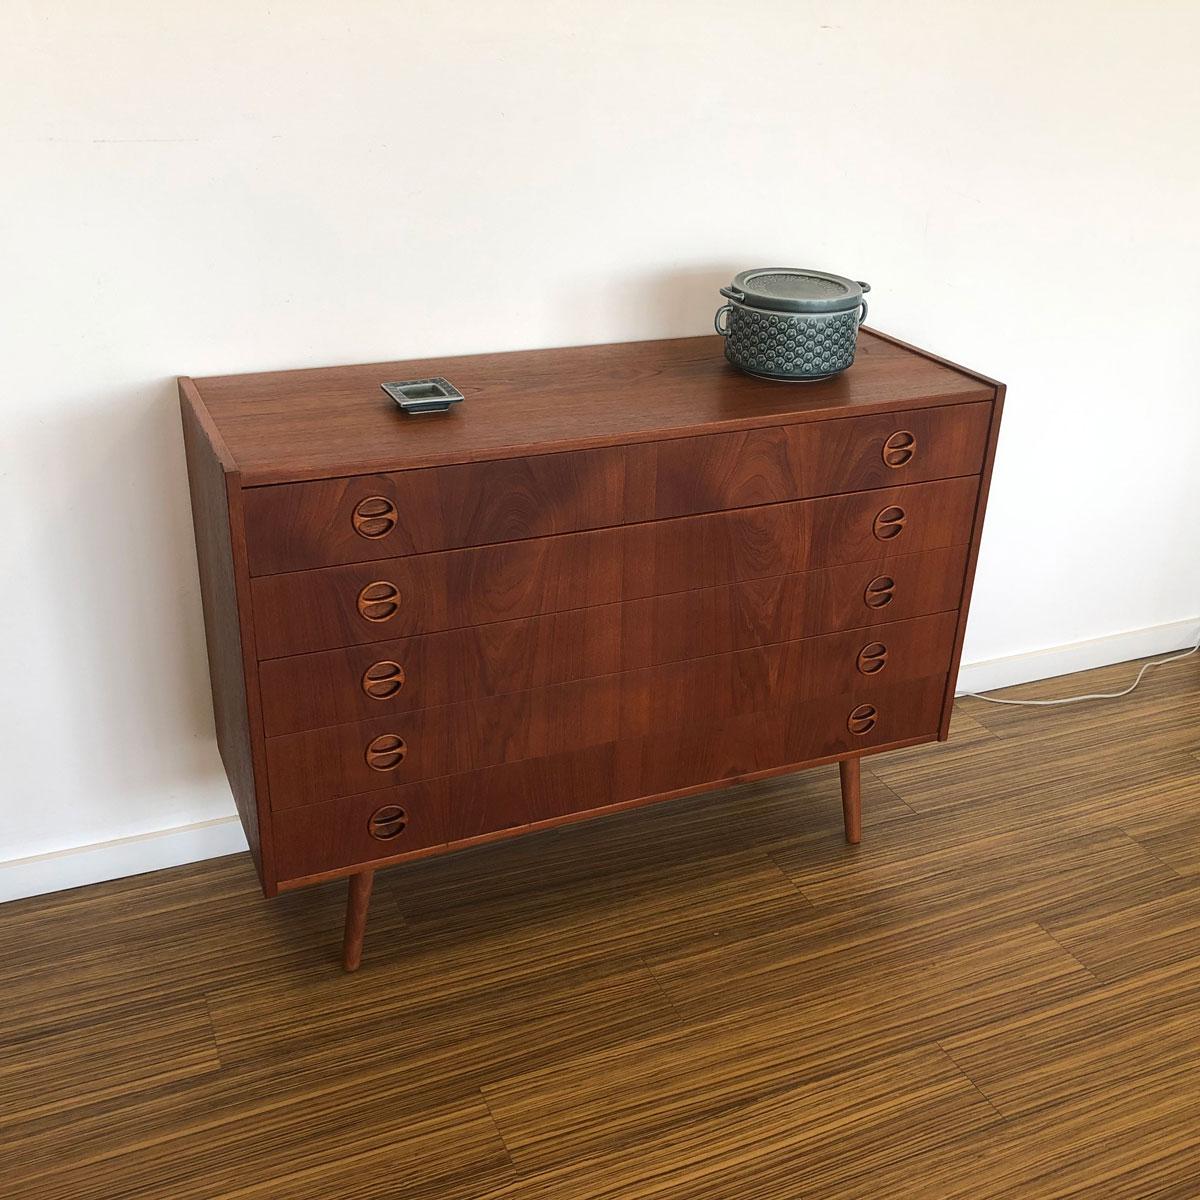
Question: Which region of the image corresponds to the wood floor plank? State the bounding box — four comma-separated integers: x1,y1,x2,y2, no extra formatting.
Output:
0,856,401,1043
873,1078,1200,1199
646,916,1091,1039
868,723,1195,820
217,1101,519,1200
0,1000,219,1126
1043,884,1200,981
480,993,1013,1174
773,809,1181,925
390,849,817,975
205,952,680,1093
1100,771,1200,878
482,1044,1001,1200
940,957,1200,1118
6,1091,516,1200
6,955,677,1191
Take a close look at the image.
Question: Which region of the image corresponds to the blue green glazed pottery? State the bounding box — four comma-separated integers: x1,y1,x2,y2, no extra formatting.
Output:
714,267,871,381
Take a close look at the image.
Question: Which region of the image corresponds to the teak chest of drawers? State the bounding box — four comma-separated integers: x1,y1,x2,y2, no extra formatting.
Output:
180,331,1003,970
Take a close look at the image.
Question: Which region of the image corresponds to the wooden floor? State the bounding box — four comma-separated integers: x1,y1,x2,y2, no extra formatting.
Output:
3,654,1200,1199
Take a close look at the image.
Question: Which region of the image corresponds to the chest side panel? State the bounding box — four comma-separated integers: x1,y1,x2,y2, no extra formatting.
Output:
180,384,274,888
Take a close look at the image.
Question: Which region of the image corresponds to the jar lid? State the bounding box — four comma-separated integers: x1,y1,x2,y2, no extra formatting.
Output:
721,267,870,314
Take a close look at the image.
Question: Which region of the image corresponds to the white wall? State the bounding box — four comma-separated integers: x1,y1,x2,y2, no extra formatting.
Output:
3,1,1198,894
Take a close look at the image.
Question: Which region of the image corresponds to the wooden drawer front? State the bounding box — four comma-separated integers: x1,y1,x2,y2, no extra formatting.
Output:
259,544,969,736
251,475,978,658
244,446,626,576
273,744,619,881
272,778,452,882
243,404,989,575
625,402,990,523
621,672,946,801
271,673,945,881
620,545,966,674
265,612,957,810
260,602,620,738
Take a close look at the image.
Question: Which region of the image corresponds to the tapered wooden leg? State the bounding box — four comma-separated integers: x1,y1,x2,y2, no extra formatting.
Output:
839,758,862,845
342,870,375,972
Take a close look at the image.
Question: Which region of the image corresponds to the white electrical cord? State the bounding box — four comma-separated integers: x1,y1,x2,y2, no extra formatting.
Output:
964,631,1200,707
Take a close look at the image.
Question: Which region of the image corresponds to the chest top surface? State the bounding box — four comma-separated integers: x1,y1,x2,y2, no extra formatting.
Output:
186,331,996,486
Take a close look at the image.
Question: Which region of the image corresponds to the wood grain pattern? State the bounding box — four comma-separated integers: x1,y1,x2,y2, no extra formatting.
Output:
250,476,979,659
186,331,996,486
341,871,373,972
179,381,276,889
938,383,1005,739
264,615,956,811
840,757,862,844
257,545,968,736
241,402,989,573
621,399,990,523
269,671,947,880
244,445,627,575
3,656,1196,1199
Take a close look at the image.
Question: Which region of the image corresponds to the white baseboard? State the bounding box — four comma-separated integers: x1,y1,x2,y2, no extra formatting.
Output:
0,816,248,904
956,617,1200,696
4,617,1198,905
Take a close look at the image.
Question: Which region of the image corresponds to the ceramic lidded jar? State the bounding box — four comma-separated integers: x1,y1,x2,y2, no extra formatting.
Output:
714,267,871,381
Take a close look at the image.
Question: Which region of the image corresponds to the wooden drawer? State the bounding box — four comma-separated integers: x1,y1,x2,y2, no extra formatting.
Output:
242,403,990,574
621,672,947,801
271,744,618,881
271,673,946,881
264,611,958,811
251,476,979,658
244,446,626,576
258,544,969,736
623,401,990,523
272,778,452,882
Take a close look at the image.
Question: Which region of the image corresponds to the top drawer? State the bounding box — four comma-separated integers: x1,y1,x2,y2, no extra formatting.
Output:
242,402,992,575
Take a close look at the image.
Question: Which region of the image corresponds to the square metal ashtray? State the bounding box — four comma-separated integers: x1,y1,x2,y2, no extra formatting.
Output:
381,377,464,414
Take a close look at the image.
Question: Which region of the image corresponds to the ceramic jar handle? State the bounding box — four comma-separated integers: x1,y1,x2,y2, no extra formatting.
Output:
857,281,871,327
714,304,733,336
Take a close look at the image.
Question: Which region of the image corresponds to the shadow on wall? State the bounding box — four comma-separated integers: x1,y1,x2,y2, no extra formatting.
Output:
637,264,744,337
551,263,745,346
12,378,231,853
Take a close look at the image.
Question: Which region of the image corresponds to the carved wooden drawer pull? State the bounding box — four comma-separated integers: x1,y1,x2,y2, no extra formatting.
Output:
365,733,408,771
368,804,408,841
358,581,401,622
857,642,889,675
362,661,406,700
847,704,878,736
863,575,896,609
352,496,398,539
873,505,907,540
882,430,916,468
